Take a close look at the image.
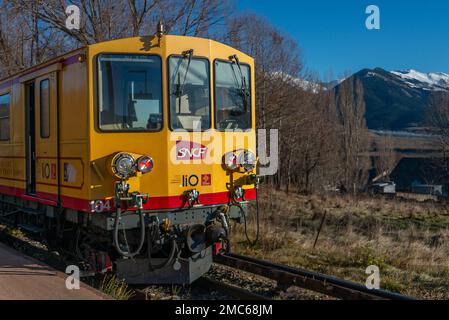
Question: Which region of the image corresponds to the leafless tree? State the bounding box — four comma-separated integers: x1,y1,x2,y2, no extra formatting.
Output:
226,13,303,130
0,0,233,76
373,133,398,181
426,92,449,184
163,0,233,37
335,78,370,193
225,14,350,193
0,1,72,77
7,0,231,45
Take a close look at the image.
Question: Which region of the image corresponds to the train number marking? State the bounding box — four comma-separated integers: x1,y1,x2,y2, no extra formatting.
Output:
41,162,57,180
51,164,56,179
91,200,111,213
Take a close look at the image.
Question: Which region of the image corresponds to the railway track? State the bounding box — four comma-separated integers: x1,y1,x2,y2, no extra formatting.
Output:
130,277,271,301
0,223,413,300
194,277,272,300
214,253,413,300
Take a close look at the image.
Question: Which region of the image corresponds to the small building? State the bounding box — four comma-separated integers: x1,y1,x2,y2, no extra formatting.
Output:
370,182,396,195
411,180,443,196
390,157,448,197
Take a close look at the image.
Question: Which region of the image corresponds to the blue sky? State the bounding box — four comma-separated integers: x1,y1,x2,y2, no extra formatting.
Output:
237,0,449,80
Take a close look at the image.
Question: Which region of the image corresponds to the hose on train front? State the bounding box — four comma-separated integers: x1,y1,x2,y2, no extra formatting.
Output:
113,209,146,258
147,223,178,271
231,190,260,247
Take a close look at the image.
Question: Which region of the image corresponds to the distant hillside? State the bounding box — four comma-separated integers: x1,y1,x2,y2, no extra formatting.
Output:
334,68,449,130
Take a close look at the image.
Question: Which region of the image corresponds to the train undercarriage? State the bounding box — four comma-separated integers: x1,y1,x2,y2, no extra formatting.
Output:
0,193,248,284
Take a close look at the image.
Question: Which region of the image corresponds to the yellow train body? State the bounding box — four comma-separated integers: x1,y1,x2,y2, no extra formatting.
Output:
0,35,256,213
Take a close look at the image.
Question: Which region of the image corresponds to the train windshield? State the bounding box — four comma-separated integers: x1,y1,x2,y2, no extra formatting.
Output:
98,54,163,131
169,56,211,131
214,60,251,130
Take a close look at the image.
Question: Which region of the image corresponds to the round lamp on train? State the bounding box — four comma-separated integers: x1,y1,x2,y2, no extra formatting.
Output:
137,156,154,174
223,151,239,171
111,152,137,179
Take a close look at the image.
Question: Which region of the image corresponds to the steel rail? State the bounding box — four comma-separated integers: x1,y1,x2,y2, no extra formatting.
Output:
131,278,272,300
194,277,272,300
214,253,413,300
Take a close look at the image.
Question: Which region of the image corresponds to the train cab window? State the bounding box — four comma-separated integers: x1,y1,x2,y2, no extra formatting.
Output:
214,60,252,130
169,57,211,131
0,93,10,141
40,79,50,138
98,54,163,131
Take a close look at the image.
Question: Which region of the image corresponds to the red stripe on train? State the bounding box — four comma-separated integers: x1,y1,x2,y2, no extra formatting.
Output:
0,185,90,212
0,184,256,213
143,188,256,210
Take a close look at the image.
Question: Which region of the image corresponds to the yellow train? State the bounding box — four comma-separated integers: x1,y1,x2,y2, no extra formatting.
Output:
0,25,257,284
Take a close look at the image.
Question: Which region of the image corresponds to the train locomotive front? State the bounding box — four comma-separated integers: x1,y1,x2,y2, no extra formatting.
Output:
0,29,257,284
84,33,258,284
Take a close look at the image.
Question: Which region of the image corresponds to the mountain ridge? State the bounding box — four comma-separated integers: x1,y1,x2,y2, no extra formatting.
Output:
333,67,449,130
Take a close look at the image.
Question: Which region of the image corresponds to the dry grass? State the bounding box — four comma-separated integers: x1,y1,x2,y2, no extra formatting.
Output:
100,275,135,300
230,187,449,299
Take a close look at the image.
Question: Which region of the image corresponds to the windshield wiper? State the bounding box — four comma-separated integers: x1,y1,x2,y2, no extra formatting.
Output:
229,54,250,115
175,49,194,114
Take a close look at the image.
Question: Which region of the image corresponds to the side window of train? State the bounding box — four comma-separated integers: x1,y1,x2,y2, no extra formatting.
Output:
0,92,10,141
97,54,163,131
40,79,50,138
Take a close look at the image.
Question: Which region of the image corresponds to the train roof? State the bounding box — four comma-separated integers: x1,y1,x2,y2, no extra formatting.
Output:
0,35,252,87
0,47,86,86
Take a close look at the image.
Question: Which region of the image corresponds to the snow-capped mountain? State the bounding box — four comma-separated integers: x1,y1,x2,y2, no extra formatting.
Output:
271,71,324,93
273,68,449,131
390,69,449,92
334,68,449,130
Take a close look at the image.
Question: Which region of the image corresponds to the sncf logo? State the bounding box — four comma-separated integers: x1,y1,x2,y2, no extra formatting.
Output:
176,140,207,160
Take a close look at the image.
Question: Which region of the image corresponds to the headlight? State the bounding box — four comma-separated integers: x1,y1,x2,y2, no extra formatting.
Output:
223,152,238,171
137,156,154,174
238,150,257,172
111,153,136,179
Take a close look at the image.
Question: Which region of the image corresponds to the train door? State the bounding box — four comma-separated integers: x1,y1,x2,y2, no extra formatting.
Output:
35,73,59,202
25,82,36,195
